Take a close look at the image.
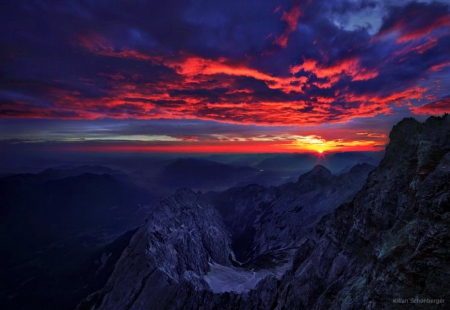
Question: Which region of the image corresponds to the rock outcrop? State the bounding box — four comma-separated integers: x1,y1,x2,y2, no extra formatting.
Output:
78,189,232,310
274,115,450,309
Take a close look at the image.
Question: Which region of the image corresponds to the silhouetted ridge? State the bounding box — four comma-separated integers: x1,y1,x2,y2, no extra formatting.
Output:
311,164,332,174
297,164,332,182
157,158,259,190
348,162,374,174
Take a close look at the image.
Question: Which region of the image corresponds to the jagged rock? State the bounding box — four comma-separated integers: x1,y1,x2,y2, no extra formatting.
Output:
249,162,375,261
275,115,450,309
207,163,374,266
78,189,232,310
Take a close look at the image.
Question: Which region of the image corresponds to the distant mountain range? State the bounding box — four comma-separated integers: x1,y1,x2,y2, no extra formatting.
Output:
37,165,130,182
134,151,383,192
156,158,260,191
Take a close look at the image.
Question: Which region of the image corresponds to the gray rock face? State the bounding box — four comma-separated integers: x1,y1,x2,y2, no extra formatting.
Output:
207,184,279,262
80,115,450,310
208,162,374,266
78,189,232,310
251,162,375,261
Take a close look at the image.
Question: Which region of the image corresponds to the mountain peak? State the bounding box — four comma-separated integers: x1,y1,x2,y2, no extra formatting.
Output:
297,164,332,183
312,164,330,172
307,164,332,176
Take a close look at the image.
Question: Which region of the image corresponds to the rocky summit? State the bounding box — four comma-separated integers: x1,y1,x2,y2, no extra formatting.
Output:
79,115,450,309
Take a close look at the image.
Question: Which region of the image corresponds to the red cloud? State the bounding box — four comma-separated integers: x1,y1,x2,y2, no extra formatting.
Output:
0,31,438,129
0,85,395,126
291,57,378,87
375,12,450,44
165,56,307,94
410,97,450,115
392,37,439,60
356,132,387,138
430,61,450,72
0,59,421,127
345,86,426,106
77,34,156,62
273,3,302,48
397,15,450,43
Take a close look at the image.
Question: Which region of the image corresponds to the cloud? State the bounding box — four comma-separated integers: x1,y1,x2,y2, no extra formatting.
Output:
375,1,450,43
0,0,449,140
76,34,155,61
430,61,450,72
290,56,378,86
410,95,450,115
356,132,387,138
273,2,302,47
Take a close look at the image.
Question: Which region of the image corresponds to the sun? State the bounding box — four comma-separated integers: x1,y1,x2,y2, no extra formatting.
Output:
318,150,323,154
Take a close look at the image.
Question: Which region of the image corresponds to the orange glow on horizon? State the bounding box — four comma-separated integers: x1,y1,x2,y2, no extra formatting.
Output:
55,137,384,154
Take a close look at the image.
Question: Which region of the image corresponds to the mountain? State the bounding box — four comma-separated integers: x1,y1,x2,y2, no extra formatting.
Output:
77,162,374,309
156,158,260,191
205,154,273,166
253,152,383,174
0,228,138,310
208,162,375,264
0,172,157,310
250,162,375,261
0,173,154,243
327,151,384,171
37,165,130,183
266,115,450,309
87,153,383,196
78,115,450,309
254,153,317,172
79,189,232,310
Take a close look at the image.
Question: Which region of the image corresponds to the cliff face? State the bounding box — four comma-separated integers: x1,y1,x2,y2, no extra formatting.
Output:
251,162,375,261
81,115,450,310
208,162,375,266
79,189,232,310
275,116,450,309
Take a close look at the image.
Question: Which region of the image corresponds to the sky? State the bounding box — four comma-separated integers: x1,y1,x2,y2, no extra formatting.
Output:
1,0,449,154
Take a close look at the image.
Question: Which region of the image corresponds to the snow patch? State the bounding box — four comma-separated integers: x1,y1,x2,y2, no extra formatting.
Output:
204,263,289,293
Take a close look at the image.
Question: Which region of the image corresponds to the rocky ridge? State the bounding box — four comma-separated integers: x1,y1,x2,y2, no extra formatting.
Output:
209,162,375,265
79,189,232,310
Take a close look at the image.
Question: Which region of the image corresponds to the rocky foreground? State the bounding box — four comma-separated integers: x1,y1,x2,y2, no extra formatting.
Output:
79,115,450,310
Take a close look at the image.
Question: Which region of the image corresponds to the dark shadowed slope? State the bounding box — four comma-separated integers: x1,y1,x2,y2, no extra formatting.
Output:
0,173,154,245
79,189,232,310
0,172,157,310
